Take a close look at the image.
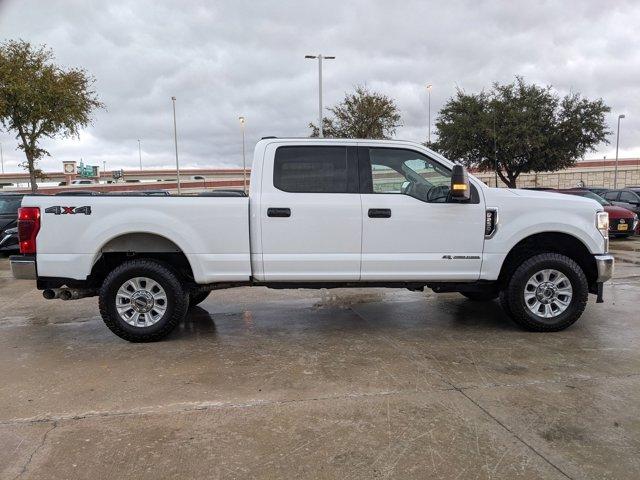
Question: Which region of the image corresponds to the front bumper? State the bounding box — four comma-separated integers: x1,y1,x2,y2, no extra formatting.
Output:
10,255,37,280
594,254,615,283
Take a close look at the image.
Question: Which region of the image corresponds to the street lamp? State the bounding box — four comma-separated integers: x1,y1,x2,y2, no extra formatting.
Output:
239,116,247,193
171,96,181,195
614,114,625,189
137,139,142,171
426,84,432,144
305,54,335,138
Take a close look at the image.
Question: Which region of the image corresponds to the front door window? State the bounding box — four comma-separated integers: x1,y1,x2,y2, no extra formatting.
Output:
369,148,452,203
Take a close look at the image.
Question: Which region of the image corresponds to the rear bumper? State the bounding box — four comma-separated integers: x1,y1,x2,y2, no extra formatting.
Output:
10,255,37,280
594,254,614,283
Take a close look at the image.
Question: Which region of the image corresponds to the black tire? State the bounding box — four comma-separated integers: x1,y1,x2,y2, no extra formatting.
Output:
99,259,188,342
189,290,210,307
460,291,499,302
501,253,588,332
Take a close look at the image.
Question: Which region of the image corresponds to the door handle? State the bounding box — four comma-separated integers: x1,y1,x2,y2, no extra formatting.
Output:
368,208,391,218
267,207,291,218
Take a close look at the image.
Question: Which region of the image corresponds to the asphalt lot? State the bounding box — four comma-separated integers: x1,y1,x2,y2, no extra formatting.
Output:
1,238,639,479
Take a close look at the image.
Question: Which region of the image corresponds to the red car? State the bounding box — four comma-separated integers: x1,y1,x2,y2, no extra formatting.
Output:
559,189,639,237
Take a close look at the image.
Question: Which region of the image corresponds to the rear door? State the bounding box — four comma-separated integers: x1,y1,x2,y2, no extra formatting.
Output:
259,143,362,281
358,146,485,281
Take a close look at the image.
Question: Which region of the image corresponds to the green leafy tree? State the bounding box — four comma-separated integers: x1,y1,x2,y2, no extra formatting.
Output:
0,40,104,192
431,77,610,187
309,85,402,139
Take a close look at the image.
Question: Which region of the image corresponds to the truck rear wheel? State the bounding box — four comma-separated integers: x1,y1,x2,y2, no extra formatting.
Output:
501,253,588,332
98,259,188,342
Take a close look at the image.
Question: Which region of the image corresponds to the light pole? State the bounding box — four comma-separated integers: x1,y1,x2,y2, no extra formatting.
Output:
171,96,181,195
426,84,432,144
239,116,247,193
614,114,625,189
137,139,142,171
602,155,606,187
0,142,4,174
305,54,335,138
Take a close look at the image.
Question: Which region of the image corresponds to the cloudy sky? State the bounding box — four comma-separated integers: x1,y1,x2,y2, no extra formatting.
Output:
0,0,638,173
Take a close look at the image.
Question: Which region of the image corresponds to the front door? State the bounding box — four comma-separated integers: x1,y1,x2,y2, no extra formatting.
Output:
259,143,362,281
359,146,485,281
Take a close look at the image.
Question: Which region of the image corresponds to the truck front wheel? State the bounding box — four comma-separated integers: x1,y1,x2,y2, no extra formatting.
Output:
98,259,188,342
501,253,588,332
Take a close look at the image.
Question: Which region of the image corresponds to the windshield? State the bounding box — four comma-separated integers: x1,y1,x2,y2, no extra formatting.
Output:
571,191,610,206
0,196,22,215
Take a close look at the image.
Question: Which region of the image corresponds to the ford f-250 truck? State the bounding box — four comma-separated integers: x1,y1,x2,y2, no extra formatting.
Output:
10,138,614,342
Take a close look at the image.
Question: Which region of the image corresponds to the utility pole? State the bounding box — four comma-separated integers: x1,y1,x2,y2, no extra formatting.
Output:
138,139,142,171
426,84,432,144
171,96,181,195
493,113,498,187
305,54,335,137
239,116,247,193
614,114,625,189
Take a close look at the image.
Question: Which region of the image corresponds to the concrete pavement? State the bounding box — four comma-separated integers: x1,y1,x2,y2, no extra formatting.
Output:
1,238,639,479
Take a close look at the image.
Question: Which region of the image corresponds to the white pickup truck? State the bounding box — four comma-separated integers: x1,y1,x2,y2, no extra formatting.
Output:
11,138,614,342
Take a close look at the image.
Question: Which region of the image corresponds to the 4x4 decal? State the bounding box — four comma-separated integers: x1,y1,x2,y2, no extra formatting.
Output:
45,206,92,215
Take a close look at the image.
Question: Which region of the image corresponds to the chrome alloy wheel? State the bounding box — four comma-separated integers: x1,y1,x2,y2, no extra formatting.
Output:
524,269,573,319
116,277,168,327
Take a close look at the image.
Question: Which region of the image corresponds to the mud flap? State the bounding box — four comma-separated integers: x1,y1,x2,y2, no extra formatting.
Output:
596,282,604,303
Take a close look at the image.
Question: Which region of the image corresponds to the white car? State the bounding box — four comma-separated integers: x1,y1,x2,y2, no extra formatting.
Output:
10,138,613,341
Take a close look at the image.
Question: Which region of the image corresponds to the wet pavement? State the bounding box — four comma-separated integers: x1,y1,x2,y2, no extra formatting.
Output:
0,238,639,479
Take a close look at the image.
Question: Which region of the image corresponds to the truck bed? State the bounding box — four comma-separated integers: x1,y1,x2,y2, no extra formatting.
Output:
23,195,251,283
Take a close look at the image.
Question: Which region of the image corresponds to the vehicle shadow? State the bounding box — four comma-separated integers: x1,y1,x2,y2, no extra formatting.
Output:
446,298,519,331
170,306,218,339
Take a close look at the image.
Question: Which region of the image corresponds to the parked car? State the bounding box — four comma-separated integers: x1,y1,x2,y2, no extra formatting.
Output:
70,179,96,185
109,190,171,196
0,194,23,253
54,190,101,196
602,188,640,219
580,187,609,196
10,138,614,341
559,189,638,237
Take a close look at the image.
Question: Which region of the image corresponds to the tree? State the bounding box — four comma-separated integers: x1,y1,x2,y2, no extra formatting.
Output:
431,77,610,188
0,40,104,192
309,85,402,139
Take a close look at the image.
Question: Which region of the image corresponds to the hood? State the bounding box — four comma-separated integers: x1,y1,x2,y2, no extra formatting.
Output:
492,188,602,209
605,204,637,219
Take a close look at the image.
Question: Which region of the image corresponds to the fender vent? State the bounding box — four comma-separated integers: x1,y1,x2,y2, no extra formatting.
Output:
485,209,498,237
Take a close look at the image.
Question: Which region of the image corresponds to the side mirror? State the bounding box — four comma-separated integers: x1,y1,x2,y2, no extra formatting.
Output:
450,165,470,201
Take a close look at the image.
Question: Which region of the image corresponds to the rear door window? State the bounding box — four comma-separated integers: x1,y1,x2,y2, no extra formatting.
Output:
273,146,358,193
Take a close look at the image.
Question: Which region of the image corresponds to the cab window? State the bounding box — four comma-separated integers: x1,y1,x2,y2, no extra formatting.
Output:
364,148,454,203
273,146,358,193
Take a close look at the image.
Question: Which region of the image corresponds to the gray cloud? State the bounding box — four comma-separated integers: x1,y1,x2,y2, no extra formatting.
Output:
0,0,638,173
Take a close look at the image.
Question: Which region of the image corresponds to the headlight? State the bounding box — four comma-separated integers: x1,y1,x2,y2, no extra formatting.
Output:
633,214,639,231
596,211,609,237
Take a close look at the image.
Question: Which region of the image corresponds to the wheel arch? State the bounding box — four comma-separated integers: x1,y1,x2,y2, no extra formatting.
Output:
497,231,598,292
90,232,196,285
